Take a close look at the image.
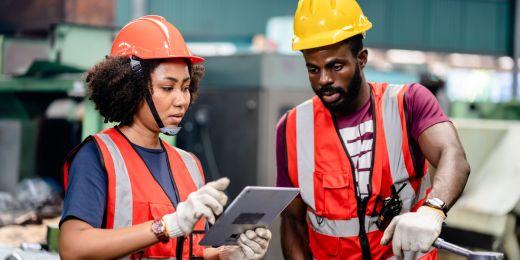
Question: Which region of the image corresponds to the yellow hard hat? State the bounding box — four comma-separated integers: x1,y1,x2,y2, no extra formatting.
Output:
292,0,372,51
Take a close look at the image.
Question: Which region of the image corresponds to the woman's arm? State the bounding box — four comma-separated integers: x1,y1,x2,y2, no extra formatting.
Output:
60,178,231,259
204,247,221,259
60,219,158,259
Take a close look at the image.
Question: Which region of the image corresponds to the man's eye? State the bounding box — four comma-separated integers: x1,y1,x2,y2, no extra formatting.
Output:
307,67,318,74
333,64,343,71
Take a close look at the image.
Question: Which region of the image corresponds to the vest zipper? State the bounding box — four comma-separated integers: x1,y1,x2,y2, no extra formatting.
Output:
331,92,376,260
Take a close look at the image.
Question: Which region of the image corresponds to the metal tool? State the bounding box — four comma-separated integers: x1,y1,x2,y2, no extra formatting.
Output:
434,238,504,260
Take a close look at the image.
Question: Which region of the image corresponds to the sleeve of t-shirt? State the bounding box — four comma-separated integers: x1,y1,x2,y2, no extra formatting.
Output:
275,114,295,188
60,140,107,228
405,83,450,141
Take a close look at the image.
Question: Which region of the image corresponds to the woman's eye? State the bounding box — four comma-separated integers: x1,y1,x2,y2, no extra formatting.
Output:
182,85,190,92
161,86,174,92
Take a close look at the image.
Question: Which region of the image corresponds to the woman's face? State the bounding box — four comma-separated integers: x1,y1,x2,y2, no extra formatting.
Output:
137,60,191,131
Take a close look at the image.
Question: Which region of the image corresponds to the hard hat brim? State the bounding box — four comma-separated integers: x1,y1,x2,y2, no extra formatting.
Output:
292,23,372,51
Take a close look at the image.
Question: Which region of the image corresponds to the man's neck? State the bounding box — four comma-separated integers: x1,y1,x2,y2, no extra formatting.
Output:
332,81,371,117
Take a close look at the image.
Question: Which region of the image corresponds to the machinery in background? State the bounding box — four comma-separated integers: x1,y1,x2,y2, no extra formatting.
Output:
0,23,113,188
441,119,520,260
176,53,313,200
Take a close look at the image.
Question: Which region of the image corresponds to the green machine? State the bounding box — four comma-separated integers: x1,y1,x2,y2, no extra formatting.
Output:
0,24,113,190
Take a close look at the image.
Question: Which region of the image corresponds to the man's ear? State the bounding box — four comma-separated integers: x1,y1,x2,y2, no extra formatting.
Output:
358,48,368,69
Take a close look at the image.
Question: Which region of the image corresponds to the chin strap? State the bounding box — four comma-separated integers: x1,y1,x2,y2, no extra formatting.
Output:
144,91,182,136
131,56,182,136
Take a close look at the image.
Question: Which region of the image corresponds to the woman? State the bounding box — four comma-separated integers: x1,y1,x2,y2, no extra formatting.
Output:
59,15,271,259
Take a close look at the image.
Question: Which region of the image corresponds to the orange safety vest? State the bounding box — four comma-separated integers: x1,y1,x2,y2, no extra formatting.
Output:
63,127,206,259
285,83,436,260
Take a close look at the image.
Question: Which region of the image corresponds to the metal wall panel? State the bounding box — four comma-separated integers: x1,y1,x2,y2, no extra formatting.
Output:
388,0,428,49
115,0,512,55
428,0,464,52
358,0,388,47
121,0,298,41
360,0,512,55
464,1,499,54
495,2,512,56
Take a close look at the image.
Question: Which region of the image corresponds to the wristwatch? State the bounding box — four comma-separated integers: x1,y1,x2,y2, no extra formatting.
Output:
151,219,170,243
424,198,448,216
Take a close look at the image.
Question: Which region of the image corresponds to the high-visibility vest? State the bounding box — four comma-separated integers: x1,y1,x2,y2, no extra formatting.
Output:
285,83,436,260
63,127,206,259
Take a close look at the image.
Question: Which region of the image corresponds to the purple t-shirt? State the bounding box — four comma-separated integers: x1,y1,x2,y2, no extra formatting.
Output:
275,83,449,188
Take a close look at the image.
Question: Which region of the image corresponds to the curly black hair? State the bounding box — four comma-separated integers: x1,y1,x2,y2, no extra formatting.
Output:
86,56,205,125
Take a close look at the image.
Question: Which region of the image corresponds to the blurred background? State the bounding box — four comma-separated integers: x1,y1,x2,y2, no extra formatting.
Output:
0,0,519,259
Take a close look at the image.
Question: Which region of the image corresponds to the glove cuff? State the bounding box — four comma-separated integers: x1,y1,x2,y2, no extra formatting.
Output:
162,213,185,238
418,205,446,221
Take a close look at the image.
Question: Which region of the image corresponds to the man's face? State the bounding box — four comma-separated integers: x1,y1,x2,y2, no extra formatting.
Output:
303,42,363,114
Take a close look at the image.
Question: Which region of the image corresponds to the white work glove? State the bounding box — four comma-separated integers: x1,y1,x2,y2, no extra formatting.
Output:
162,177,230,237
380,206,445,258
219,228,272,260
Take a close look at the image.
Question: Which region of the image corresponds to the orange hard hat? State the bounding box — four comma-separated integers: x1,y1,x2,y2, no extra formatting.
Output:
110,15,204,63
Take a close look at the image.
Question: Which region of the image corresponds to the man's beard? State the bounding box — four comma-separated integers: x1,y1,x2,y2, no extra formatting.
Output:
315,65,362,114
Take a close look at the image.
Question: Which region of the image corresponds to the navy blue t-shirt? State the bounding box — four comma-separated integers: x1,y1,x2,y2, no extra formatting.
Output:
60,139,180,228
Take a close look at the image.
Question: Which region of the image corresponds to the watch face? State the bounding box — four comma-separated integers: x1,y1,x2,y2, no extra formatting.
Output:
152,220,164,233
152,220,169,242
428,198,445,207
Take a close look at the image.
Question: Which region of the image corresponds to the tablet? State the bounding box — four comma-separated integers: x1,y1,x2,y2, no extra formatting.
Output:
198,186,299,246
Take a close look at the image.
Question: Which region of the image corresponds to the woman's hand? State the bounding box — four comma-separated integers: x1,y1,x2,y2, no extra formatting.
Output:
219,228,272,260
162,178,230,237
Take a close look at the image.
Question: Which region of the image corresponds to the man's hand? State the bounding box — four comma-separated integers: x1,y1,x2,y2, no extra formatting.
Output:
162,177,230,237
380,206,445,258
219,228,272,260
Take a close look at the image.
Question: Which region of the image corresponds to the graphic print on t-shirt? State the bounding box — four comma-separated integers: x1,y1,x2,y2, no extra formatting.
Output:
338,120,374,199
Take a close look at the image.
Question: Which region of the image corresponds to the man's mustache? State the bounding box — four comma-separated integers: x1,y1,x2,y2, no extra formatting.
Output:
317,85,346,96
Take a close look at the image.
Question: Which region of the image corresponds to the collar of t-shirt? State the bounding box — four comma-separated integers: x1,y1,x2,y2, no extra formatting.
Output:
335,97,371,129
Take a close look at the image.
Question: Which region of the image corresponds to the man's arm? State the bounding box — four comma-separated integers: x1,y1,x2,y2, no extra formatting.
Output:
418,121,470,208
280,197,312,260
380,85,471,256
381,121,471,256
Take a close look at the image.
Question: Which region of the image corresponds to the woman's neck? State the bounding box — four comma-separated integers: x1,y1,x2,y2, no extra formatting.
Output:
118,123,161,149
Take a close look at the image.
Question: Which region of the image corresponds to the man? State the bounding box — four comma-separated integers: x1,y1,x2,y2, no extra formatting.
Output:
276,1,470,259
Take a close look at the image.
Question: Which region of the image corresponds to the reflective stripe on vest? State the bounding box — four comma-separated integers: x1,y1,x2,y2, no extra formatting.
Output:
382,84,417,212
175,148,204,189
307,211,379,237
93,133,204,229
296,99,316,210
96,133,133,229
